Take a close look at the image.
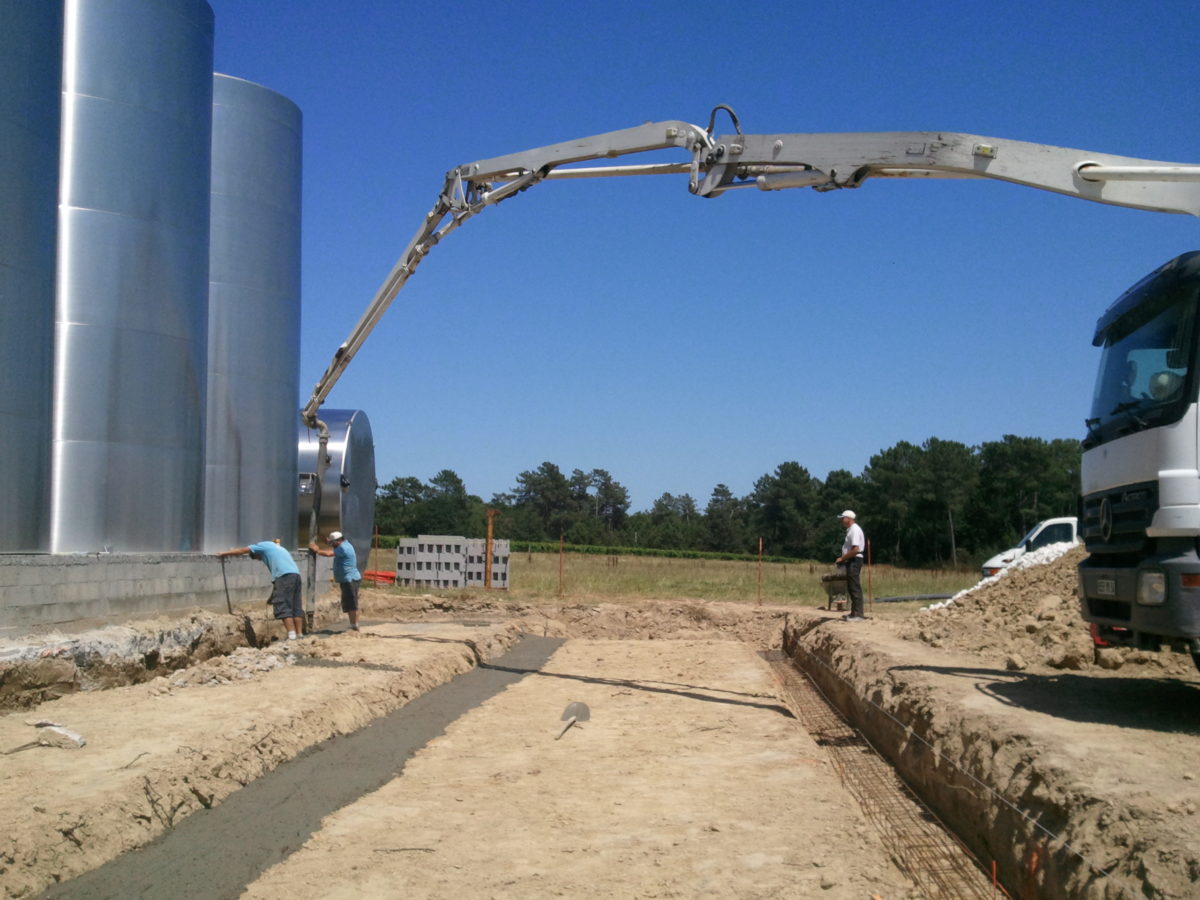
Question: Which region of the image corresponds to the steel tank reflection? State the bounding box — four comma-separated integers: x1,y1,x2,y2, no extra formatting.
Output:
203,74,302,551
52,0,214,552
298,409,376,568
0,0,62,553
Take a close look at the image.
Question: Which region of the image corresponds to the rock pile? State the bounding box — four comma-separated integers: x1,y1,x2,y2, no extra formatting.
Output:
152,646,297,692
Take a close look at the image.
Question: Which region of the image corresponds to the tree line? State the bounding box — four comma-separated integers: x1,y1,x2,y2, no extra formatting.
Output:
374,434,1080,567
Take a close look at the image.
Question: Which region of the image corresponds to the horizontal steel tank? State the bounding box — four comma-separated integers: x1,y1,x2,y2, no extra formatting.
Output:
52,0,214,552
204,73,302,552
298,409,376,568
0,0,62,552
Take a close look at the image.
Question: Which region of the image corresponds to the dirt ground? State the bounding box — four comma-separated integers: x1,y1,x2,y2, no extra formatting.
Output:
2,551,1199,899
243,638,912,899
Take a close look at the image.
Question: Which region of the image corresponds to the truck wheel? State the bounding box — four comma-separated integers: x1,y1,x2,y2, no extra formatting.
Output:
1192,651,1200,674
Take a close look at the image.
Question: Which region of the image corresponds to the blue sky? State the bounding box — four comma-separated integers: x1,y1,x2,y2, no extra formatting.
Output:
208,0,1200,512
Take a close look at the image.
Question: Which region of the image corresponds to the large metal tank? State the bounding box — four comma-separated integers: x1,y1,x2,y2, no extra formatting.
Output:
298,409,376,568
52,0,214,552
203,74,302,552
0,0,62,553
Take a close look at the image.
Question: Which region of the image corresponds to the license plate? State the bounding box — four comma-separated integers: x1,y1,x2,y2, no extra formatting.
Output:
1096,578,1117,597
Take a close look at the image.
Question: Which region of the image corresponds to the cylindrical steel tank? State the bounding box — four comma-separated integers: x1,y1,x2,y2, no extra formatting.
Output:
298,409,376,568
0,0,62,553
52,0,214,552
204,74,302,552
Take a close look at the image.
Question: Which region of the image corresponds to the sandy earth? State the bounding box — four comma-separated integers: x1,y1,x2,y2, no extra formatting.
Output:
243,639,911,899
0,621,519,898
897,545,1199,679
2,552,1200,899
791,619,1200,899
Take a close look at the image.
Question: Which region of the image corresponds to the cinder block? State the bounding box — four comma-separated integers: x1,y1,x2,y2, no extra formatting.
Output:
0,564,25,588
64,563,100,585
6,585,54,608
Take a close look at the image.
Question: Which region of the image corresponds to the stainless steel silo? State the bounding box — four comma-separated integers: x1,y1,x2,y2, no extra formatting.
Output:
298,409,377,568
52,0,214,552
0,0,62,553
204,74,302,552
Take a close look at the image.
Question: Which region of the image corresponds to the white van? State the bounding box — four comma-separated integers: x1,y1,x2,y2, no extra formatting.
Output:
980,516,1078,578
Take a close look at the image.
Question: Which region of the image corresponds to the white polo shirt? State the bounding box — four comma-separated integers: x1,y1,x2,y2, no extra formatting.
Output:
842,522,865,559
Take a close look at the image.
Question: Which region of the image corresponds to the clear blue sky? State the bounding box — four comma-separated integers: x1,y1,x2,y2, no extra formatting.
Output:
208,0,1200,512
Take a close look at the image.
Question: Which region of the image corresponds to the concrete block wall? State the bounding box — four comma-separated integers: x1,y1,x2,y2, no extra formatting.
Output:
464,538,509,588
395,535,509,589
0,552,333,635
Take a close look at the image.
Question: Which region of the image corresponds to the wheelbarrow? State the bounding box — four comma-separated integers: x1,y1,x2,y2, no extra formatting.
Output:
820,567,849,611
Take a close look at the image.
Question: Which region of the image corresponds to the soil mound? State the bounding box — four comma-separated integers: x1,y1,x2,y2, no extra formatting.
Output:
897,546,1199,678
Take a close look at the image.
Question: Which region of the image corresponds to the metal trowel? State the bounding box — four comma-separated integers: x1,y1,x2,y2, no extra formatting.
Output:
556,701,590,740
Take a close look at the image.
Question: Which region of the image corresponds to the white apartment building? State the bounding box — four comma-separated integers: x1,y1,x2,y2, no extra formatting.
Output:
395,535,510,589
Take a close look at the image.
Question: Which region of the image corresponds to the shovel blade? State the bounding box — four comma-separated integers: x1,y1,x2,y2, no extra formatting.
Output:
561,701,590,722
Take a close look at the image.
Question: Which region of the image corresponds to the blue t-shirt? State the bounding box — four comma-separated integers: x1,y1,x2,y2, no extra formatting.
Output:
248,541,300,579
333,541,361,583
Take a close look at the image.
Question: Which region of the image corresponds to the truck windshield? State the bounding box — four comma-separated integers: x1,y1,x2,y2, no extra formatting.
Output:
1087,284,1198,445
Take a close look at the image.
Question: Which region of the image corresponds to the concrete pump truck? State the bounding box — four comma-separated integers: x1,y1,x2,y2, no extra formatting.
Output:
300,106,1200,667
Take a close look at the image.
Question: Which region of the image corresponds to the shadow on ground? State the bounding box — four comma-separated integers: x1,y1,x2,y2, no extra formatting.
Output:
891,663,1200,734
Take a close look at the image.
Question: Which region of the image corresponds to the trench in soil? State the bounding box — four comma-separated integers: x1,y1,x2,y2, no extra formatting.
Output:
9,605,1044,899
39,634,568,900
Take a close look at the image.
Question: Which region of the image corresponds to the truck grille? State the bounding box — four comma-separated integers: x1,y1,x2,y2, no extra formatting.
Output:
1081,481,1157,555
1086,597,1131,622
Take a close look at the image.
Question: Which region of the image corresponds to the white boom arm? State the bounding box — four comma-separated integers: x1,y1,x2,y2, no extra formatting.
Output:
301,106,1200,426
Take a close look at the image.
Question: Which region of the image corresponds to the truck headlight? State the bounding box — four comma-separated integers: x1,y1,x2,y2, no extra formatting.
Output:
1137,571,1167,606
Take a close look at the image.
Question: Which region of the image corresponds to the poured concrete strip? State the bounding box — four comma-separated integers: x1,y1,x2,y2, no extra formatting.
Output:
39,634,565,900
0,622,521,898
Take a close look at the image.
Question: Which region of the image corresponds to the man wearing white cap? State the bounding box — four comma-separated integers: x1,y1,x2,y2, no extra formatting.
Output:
309,532,363,631
835,510,866,621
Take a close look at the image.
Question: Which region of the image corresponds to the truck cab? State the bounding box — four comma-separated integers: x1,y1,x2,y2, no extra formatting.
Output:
1078,251,1200,668
981,517,1078,578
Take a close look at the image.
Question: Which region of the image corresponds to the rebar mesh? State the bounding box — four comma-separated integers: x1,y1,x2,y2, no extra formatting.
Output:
764,651,1001,899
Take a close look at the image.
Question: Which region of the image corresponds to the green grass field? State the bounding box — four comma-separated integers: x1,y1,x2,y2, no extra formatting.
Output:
366,548,979,613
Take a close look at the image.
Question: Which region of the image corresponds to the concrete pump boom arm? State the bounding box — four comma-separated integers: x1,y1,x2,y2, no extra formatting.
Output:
301,111,1200,427
299,119,714,428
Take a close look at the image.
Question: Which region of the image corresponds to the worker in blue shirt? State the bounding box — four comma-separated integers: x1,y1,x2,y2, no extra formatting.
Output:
309,531,362,631
217,539,304,639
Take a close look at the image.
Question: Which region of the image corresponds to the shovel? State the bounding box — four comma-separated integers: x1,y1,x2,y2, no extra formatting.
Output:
556,701,590,740
219,555,233,614
220,555,260,646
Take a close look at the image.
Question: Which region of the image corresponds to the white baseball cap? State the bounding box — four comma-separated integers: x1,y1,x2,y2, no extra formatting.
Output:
329,531,344,541
838,510,856,520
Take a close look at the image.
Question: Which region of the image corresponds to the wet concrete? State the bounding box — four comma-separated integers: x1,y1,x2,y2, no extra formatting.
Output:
39,634,565,900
